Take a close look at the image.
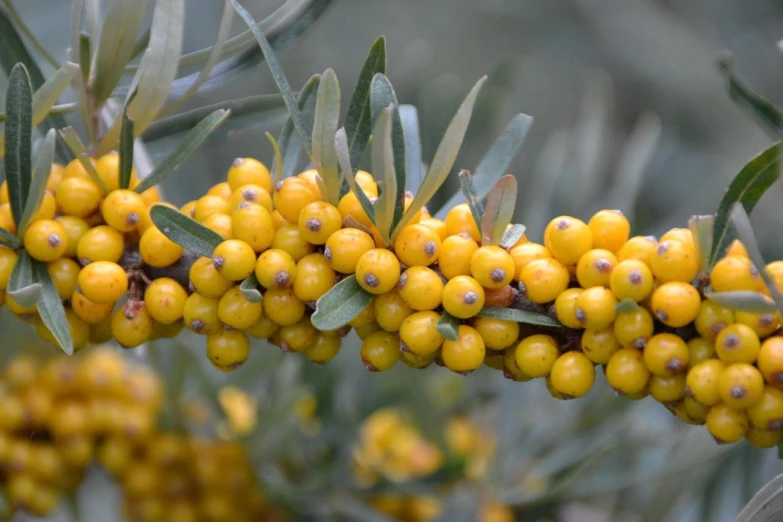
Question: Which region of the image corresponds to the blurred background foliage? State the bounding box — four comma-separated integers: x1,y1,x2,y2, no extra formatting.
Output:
3,1,783,521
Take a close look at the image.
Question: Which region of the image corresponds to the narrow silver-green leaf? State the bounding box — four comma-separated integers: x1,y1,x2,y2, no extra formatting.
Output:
400,104,422,193
732,473,783,522
436,313,460,341
78,33,91,85
394,77,487,234
7,251,40,308
59,128,110,194
33,261,74,355
311,275,374,331
18,129,56,235
69,0,94,146
119,107,135,190
436,113,532,219
134,109,230,194
371,107,395,245
231,0,312,158
614,298,640,313
500,224,527,250
688,214,714,277
312,68,341,205
481,174,517,246
275,74,320,179
150,205,223,259
4,63,33,227
92,0,147,104
730,204,783,315
476,306,562,328
335,127,375,222
458,170,484,234
704,290,778,314
266,131,284,185
0,228,20,248
344,36,386,169
369,73,396,126
718,53,783,138
239,274,263,303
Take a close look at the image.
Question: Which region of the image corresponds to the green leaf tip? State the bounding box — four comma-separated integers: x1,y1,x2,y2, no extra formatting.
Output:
5,62,33,228
614,298,640,313
476,306,562,328
704,290,778,314
34,261,74,355
436,313,460,341
311,275,374,331
312,68,341,205
481,174,517,246
239,274,263,303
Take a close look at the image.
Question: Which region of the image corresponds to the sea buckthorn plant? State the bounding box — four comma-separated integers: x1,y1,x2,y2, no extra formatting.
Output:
2,0,783,520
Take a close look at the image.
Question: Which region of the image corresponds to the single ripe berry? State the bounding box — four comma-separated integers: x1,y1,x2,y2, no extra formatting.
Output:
46,257,81,300
758,337,783,388
139,224,183,268
554,288,584,328
649,240,698,283
232,203,275,252
94,152,122,192
276,318,318,352
207,181,233,200
549,351,595,399
349,300,376,329
262,287,305,326
606,348,650,397
747,386,783,431
337,191,374,230
71,291,114,324
0,203,15,234
352,170,378,196
715,323,761,364
574,287,617,330
201,211,235,241
710,256,762,292
688,337,716,367
442,276,485,319
660,228,694,247
356,249,401,294
255,249,297,289
373,291,413,333
683,396,709,424
101,189,145,232
394,224,441,267
419,218,447,241
271,224,314,262
55,177,103,218
651,281,701,327
77,261,128,304
520,258,569,304
587,209,630,252
444,203,480,242
183,293,221,335
644,333,689,376
305,334,342,364
685,359,726,406
746,425,783,448
111,304,153,348
360,331,400,371
77,225,124,264
694,300,735,341
441,325,486,374
544,216,593,266
293,253,336,302
324,228,375,274
27,192,56,223
212,239,256,281
228,184,273,212
472,317,520,351
576,249,617,288
206,329,250,371
706,404,748,443
0,246,19,290
226,158,272,193
609,259,654,302
439,234,479,280
24,219,67,261
613,308,654,349
470,246,515,290
298,201,342,245
718,363,764,410
194,195,231,222
514,335,559,378
55,216,89,258
246,315,279,339
398,266,444,311
399,311,443,356
144,278,187,325
581,327,621,364
273,177,321,223
649,374,687,403
735,311,781,338
510,242,551,281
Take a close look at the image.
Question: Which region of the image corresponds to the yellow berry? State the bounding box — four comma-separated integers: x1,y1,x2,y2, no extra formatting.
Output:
46,258,80,300
746,425,783,447
227,158,272,193
372,291,412,333
0,247,18,290
399,311,443,356
613,308,654,348
194,195,231,223
694,300,735,341
324,228,374,274
574,287,617,330
271,224,314,261
735,311,781,338
759,337,783,389
144,278,187,325
581,327,621,364
587,209,630,252
439,234,479,280
54,216,89,258
649,240,698,283
23,219,67,261
685,359,726,406
470,246,515,290
649,374,686,403
719,363,764,410
651,281,701,327
549,351,595,399
441,325,485,374
77,261,128,304
337,190,374,230
706,404,748,443
228,184,273,213
77,225,124,264
398,266,444,311
514,334,559,377
609,259,654,302
747,386,783,431
710,256,762,292
293,253,336,302
206,329,250,371
276,318,318,352
606,348,650,397
576,249,617,288
356,248,400,294
394,224,441,267
472,317,519,351
306,333,341,364
554,288,584,328
544,216,593,266
139,225,184,268
207,181,233,200
644,333,689,376
27,192,56,223
55,177,103,218
510,242,551,281
212,239,256,281
262,287,305,326
273,177,321,223
442,276,485,319
71,291,114,324
298,201,342,245
255,249,296,289
687,337,716,367
246,315,279,339
101,189,145,232
444,203,480,242
520,258,569,304
183,293,221,335
418,218,447,241
110,304,153,348
715,323,761,364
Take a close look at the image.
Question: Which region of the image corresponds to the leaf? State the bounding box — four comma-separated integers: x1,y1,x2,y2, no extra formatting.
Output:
481,175,517,246
239,274,263,303
134,110,230,194
476,306,562,328
500,224,527,250
0,228,20,248
312,68,341,204
688,214,714,276
79,32,91,85
394,77,487,235
704,290,778,314
458,170,484,233
7,251,40,308
275,74,320,179
436,113,533,218
231,0,312,158
32,62,80,126
710,142,781,268
92,0,147,104
400,104,422,193
265,131,283,185
149,205,223,259
370,107,395,245
4,63,33,227
614,298,640,313
344,36,386,169
18,129,55,235
59,128,110,194
311,275,374,331
118,106,135,190
730,204,783,315
731,473,783,522
33,261,74,355
335,127,375,222
436,313,460,341
718,53,783,138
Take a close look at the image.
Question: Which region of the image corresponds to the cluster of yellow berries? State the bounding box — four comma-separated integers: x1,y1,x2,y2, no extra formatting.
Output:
0,349,161,517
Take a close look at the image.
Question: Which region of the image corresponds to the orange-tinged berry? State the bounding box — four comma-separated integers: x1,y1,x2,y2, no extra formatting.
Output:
715,323,761,364
550,351,595,399
576,248,617,288
644,333,689,376
510,242,551,281
77,261,128,304
394,224,441,267
444,203,480,242
649,239,698,283
227,157,272,193
439,234,479,280
356,248,400,294
520,257,570,304
23,219,67,261
324,228,375,274
442,275,485,319
398,266,444,311
587,209,630,252
273,177,321,223
442,325,485,374
77,225,124,264
206,181,233,200
206,329,250,371
651,281,701,327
